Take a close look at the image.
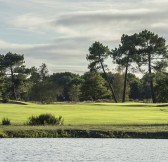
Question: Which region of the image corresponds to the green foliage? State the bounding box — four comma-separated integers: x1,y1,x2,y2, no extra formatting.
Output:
38,63,49,81
50,72,83,101
26,114,64,125
111,73,130,101
2,52,24,67
28,81,62,103
111,34,139,66
111,34,140,102
153,60,168,72
81,72,111,100
111,30,168,103
140,74,153,101
87,41,110,71
0,52,30,100
68,84,81,102
2,118,11,125
87,42,117,102
28,64,64,103
136,30,168,102
127,73,142,100
154,72,168,102
137,30,167,60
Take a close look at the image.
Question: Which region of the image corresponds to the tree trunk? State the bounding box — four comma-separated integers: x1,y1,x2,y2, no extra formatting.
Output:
122,64,128,102
100,61,118,103
10,67,17,100
148,54,156,103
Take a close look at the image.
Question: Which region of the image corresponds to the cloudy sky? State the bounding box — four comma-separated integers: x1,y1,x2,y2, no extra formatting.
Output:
0,0,168,74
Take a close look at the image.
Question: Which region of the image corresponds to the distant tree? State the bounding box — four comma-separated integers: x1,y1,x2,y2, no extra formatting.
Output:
87,41,117,102
112,73,129,101
50,72,82,101
1,52,29,100
28,80,62,103
0,54,5,99
140,74,153,101
154,72,168,102
29,66,41,84
102,72,130,101
137,30,168,103
111,34,139,102
68,84,81,102
28,64,63,103
127,73,142,100
81,72,111,101
38,63,49,81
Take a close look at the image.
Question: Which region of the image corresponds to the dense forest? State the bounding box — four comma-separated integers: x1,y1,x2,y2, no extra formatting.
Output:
0,30,168,103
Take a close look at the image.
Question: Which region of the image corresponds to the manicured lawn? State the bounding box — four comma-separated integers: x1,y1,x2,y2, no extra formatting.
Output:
0,102,168,125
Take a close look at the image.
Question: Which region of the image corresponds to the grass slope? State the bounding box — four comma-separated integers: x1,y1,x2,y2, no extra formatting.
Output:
0,102,168,125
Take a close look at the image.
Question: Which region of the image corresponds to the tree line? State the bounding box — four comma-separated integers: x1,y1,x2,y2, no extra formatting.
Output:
0,30,168,103
87,30,168,103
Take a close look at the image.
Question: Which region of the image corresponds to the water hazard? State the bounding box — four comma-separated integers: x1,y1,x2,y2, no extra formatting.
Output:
0,139,168,161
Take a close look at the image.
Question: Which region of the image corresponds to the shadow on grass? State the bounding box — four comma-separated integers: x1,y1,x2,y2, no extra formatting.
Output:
89,103,168,108
120,104,153,107
156,104,168,107
0,100,27,105
90,103,153,107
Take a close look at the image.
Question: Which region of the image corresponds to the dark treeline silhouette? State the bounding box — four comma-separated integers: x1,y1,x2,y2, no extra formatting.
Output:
0,30,168,103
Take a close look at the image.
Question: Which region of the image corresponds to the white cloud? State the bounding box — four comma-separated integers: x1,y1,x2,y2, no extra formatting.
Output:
0,40,38,49
0,38,88,74
7,1,168,41
1,0,168,74
9,14,50,33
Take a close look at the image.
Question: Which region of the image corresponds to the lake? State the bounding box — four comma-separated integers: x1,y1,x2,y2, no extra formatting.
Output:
0,139,168,162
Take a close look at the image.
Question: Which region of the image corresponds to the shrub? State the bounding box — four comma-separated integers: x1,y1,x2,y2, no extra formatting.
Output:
26,114,64,125
2,118,11,125
58,116,64,125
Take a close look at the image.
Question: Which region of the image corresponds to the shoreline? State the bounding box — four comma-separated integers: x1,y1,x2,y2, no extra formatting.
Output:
1,124,168,138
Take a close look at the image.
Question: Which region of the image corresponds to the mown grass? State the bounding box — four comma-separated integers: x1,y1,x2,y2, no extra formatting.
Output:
1,124,168,138
2,124,168,132
0,102,168,125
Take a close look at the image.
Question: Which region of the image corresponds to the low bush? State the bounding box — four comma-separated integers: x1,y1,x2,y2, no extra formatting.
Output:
26,114,64,125
2,118,11,125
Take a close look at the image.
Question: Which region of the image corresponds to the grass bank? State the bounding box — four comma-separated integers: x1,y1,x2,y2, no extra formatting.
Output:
1,124,168,138
0,102,168,138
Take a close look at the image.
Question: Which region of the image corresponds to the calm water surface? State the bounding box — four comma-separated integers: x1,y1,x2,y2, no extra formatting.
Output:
0,139,168,162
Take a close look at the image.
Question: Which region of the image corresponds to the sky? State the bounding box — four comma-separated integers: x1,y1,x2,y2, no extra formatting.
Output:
0,0,168,74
